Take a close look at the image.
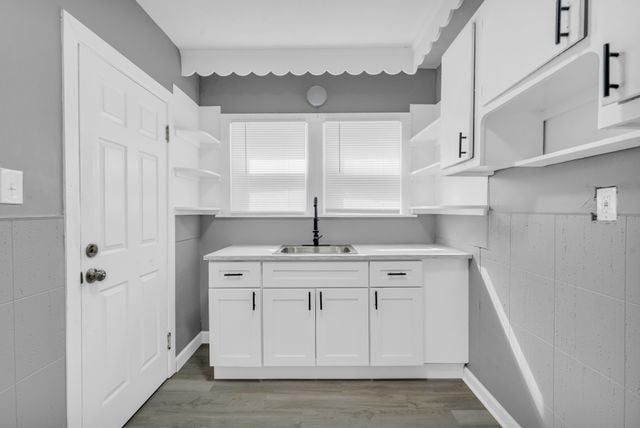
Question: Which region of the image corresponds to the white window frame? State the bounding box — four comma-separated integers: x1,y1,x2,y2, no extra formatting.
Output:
218,112,413,218
228,120,310,215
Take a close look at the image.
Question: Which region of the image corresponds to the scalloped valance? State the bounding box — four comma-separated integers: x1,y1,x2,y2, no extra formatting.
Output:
178,0,463,76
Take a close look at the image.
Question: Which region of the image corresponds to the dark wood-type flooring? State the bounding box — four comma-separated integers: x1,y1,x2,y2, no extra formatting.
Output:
126,345,499,428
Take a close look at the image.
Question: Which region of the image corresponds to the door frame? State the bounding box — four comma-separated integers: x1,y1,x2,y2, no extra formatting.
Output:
62,11,174,427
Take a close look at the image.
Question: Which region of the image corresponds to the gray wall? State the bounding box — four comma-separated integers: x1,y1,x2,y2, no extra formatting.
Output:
198,216,436,328
437,147,640,428
200,70,437,113
0,1,198,426
175,217,202,354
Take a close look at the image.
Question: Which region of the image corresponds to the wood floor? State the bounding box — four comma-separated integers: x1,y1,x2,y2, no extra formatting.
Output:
126,345,499,428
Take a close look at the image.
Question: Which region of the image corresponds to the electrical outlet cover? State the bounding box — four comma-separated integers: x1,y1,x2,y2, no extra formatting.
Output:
596,186,617,221
0,168,24,205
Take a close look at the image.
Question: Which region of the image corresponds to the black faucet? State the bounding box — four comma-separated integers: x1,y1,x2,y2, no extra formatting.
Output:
312,197,323,246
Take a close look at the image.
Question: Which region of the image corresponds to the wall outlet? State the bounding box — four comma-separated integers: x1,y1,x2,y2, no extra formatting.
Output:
0,168,23,205
595,186,617,221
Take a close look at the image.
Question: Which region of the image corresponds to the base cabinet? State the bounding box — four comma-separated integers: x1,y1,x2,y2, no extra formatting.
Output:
316,288,369,366
370,288,424,366
209,289,261,367
263,289,316,366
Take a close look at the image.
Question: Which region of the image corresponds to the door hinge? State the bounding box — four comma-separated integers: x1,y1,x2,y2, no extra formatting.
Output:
165,125,170,143
167,332,172,350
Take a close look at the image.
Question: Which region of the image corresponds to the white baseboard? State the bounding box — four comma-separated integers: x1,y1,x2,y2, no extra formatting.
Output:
176,331,208,371
462,368,522,428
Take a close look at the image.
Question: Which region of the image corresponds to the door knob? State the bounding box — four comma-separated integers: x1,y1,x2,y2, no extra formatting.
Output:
85,268,107,284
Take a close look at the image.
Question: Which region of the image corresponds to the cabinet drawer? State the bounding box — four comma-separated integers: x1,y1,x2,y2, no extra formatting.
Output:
370,261,423,287
262,262,368,288
209,262,261,288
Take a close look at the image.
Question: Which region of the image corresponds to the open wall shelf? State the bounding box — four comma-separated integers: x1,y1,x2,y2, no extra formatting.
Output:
175,128,222,149
410,117,441,145
410,162,441,176
174,206,220,215
515,129,640,167
174,167,222,180
410,205,488,216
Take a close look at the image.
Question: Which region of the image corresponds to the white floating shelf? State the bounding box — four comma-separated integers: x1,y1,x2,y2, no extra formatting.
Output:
410,162,441,176
174,206,220,215
410,205,488,216
410,117,441,144
514,130,640,168
174,167,222,180
175,128,222,148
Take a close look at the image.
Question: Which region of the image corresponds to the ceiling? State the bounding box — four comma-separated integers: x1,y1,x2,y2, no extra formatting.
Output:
137,0,465,76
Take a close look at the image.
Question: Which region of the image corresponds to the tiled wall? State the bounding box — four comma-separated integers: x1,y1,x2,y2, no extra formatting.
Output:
463,212,639,428
0,218,66,428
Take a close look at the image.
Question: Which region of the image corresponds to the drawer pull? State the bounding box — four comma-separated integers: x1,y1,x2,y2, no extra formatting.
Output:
223,273,244,277
308,291,311,311
252,291,256,311
374,291,378,310
319,291,323,310
387,272,407,276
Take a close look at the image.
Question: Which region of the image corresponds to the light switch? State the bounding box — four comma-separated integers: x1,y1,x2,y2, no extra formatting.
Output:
0,168,23,205
595,186,617,221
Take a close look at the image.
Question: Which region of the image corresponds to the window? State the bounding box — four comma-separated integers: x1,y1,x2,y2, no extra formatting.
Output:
323,120,402,214
230,121,308,214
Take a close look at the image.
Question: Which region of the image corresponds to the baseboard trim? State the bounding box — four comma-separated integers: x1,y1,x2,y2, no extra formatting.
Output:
176,331,208,371
462,368,522,428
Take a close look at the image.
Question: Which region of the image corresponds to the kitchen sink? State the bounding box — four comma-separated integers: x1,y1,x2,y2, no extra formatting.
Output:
275,244,357,255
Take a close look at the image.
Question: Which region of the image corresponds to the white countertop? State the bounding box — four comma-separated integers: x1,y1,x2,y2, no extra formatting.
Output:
203,244,471,261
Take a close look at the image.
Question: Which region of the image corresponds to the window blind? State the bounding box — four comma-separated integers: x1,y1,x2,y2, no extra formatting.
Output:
323,120,402,213
230,121,308,214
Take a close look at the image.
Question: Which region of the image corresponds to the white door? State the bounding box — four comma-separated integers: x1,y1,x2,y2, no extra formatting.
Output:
79,45,168,428
476,0,586,106
209,289,261,367
316,289,369,366
440,22,476,168
263,289,316,366
596,0,640,105
370,288,423,366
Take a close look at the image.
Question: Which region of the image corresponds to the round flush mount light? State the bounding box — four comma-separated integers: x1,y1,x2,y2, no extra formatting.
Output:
306,85,327,107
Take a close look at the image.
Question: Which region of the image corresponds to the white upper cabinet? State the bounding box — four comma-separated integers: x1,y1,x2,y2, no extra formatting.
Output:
595,0,640,106
476,0,586,106
262,289,316,366
209,289,262,367
370,287,423,366
315,289,369,366
440,23,476,169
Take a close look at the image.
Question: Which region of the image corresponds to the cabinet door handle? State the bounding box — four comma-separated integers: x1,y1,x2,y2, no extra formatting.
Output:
252,291,256,311
319,291,323,310
555,0,570,44
603,43,620,97
458,132,468,158
374,291,378,310
308,291,311,311
387,272,407,276
223,273,243,277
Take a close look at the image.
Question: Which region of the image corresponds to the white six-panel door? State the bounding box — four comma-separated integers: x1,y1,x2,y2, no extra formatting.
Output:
209,289,262,367
370,288,423,366
263,289,316,366
316,289,369,366
79,45,168,428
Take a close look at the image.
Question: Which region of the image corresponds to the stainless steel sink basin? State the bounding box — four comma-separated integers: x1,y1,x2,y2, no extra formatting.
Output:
275,244,357,255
